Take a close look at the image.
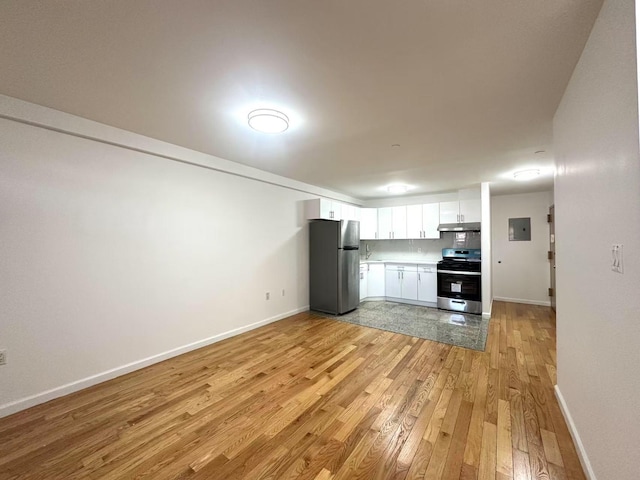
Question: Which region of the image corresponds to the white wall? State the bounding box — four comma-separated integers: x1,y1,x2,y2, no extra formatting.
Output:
553,1,640,479
0,97,354,417
491,191,552,306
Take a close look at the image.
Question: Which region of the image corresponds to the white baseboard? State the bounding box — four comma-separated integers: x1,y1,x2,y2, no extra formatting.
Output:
382,297,438,308
0,306,309,419
554,385,597,480
493,296,551,307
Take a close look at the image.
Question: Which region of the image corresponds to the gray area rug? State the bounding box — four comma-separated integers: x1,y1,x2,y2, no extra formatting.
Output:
324,301,489,351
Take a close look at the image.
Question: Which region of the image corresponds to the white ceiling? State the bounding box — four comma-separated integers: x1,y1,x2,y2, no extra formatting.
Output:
0,0,603,199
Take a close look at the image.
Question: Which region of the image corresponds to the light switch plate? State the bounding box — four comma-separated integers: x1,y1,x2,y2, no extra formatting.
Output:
611,244,623,273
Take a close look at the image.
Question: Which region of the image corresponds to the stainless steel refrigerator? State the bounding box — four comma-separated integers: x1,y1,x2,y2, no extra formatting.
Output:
309,219,360,315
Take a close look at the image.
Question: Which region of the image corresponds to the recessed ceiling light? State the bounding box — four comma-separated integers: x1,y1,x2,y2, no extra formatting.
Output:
387,184,410,194
248,109,289,134
513,169,540,181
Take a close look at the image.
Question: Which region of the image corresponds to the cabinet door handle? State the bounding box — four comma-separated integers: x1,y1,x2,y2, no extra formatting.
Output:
398,271,400,279
375,232,378,239
461,214,464,222
418,273,421,281
401,272,404,279
456,214,460,222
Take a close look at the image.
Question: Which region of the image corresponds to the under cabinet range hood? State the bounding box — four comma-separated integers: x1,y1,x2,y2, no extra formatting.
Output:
437,222,481,232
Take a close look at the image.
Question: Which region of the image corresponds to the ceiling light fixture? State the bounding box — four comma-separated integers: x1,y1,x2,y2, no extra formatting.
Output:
387,184,410,194
513,169,540,181
248,109,289,134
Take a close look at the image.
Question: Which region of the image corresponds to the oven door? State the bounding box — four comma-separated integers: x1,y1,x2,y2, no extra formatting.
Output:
437,270,481,302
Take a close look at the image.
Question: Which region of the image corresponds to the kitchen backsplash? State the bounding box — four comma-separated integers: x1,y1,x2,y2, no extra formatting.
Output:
360,232,481,262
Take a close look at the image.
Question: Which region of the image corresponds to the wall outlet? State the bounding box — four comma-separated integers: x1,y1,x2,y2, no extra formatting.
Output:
265,292,270,300
417,248,422,253
0,349,6,366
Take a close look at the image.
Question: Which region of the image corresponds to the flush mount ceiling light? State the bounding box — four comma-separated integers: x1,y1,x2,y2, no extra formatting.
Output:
247,109,289,134
387,184,410,194
513,169,540,181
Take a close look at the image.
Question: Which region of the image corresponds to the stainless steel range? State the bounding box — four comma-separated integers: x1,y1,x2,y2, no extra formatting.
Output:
437,248,482,314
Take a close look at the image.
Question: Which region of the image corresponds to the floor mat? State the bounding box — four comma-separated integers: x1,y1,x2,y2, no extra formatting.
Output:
320,300,489,351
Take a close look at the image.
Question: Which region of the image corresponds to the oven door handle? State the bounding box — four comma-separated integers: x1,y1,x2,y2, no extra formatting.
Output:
437,270,481,276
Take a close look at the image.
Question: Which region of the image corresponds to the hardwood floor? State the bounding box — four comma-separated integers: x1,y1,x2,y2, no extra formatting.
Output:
0,301,584,479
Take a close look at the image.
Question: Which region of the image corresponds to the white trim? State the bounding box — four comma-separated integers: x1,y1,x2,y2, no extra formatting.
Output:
554,385,597,480
0,94,361,206
482,298,493,319
0,306,308,419
492,296,551,307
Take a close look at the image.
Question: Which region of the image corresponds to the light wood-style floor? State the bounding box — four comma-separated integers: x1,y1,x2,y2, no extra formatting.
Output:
0,301,584,480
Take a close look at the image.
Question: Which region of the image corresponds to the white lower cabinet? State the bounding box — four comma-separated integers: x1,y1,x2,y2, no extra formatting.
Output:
367,264,385,297
401,270,418,301
361,262,437,305
385,268,402,298
359,264,368,301
384,264,418,301
417,265,437,303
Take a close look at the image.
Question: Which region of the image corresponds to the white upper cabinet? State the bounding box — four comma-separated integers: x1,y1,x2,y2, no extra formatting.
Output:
407,203,440,239
378,206,406,239
360,208,378,239
439,201,460,224
422,203,440,238
391,206,407,239
307,188,480,233
406,205,423,239
306,198,341,220
305,199,362,221
458,200,481,222
321,199,341,220
439,189,481,224
458,188,481,222
377,207,393,239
